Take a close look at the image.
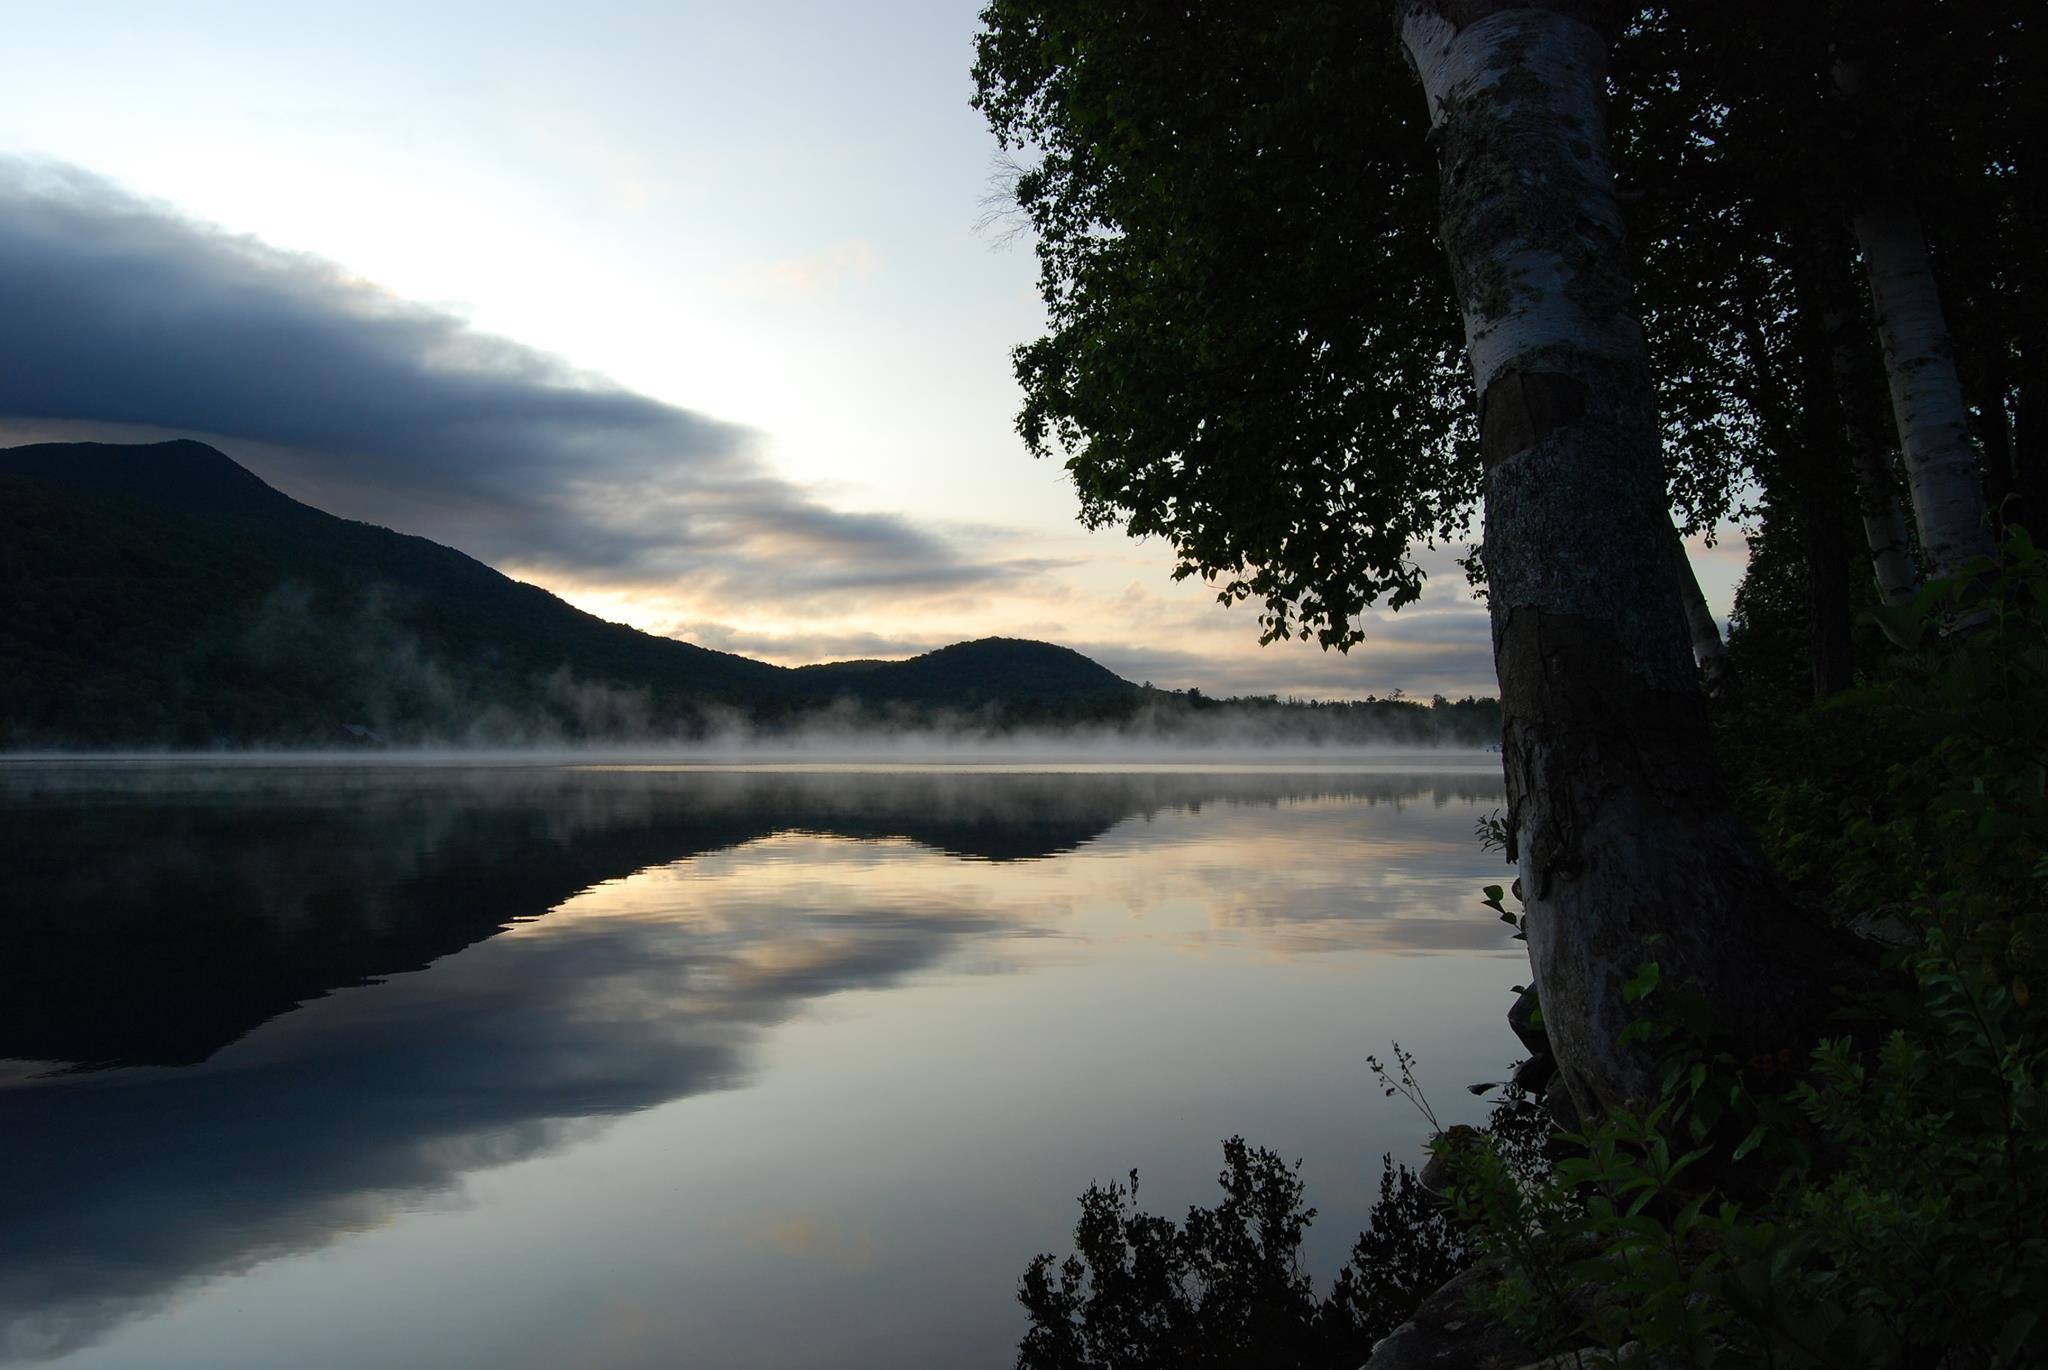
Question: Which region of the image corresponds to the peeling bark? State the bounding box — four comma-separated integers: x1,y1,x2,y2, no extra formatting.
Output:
1399,1,1832,1113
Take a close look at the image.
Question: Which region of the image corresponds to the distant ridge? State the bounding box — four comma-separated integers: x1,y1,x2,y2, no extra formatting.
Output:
0,439,295,515
800,637,1131,706
0,439,1137,746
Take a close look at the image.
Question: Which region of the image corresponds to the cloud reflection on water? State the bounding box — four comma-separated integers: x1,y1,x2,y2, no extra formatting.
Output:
0,764,1508,1364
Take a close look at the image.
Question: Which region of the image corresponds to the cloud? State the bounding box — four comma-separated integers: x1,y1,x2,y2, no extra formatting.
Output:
0,161,1012,607
1051,542,1496,700
657,621,949,663
0,899,1000,1363
659,563,1494,697
716,239,881,301
1069,603,1493,701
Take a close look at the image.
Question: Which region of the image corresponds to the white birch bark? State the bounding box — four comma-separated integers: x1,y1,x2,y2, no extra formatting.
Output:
1851,446,1920,605
1400,1,1830,1115
1817,260,1920,604
1854,205,1995,578
1672,525,1729,691
1401,8,1639,400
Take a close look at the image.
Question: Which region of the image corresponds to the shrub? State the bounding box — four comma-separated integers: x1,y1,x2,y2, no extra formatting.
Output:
1017,1134,1491,1368
1443,531,2048,1368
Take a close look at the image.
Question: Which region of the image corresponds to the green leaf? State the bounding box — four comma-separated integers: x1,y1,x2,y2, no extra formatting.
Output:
1672,1191,1710,1237
1996,1309,2038,1364
1868,600,1926,650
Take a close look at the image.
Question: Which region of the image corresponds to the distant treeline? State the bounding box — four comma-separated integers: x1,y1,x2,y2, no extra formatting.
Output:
936,687,1503,748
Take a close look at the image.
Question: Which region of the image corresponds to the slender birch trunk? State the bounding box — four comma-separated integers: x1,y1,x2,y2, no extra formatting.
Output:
1836,352,1922,608
1399,1,1831,1114
1850,449,1919,606
1671,525,1729,693
1852,205,1995,578
1807,224,1919,605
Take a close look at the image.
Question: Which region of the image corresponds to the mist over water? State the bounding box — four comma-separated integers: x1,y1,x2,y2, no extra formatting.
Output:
1,757,1517,1369
2,731,1505,769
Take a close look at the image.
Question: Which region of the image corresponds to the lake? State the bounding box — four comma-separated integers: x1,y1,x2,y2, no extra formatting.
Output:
0,757,1521,1369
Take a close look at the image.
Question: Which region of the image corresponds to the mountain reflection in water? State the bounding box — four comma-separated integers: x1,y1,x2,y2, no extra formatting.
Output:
0,761,1515,1369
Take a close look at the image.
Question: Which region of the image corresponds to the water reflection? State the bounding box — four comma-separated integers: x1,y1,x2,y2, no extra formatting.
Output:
1,766,1503,1071
0,763,1510,1367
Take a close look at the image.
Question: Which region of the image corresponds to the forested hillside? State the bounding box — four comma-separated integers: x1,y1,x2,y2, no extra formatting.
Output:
2,441,797,744
0,440,1494,747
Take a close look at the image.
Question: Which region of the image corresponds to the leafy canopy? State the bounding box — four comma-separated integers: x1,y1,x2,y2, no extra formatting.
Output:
972,1,1477,649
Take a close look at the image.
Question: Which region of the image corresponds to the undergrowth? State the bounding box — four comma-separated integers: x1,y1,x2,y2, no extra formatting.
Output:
1018,533,2048,1368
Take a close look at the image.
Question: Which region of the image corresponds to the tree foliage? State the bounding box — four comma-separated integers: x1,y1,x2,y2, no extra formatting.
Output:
972,2,1477,648
973,1,2038,696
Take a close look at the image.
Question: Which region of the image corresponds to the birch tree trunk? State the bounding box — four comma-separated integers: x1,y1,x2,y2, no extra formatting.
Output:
1832,323,1922,607
1853,205,1996,578
1399,0,1831,1114
1671,525,1728,694
1807,224,1919,605
1850,446,1919,607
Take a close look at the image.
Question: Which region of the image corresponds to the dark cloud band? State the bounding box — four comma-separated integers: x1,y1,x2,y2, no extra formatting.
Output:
0,161,1011,603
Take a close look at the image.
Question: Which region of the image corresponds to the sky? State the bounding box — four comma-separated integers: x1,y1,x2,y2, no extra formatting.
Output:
0,0,1744,700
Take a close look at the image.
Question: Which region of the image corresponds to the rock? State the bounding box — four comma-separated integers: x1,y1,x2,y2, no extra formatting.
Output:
1511,1052,1555,1093
1542,1073,1581,1134
1416,1124,1482,1199
1508,986,1547,1057
1360,1259,1541,1370
1511,1343,1648,1369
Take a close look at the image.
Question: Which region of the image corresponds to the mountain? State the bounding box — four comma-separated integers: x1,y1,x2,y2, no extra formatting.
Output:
0,439,1136,746
798,636,1132,706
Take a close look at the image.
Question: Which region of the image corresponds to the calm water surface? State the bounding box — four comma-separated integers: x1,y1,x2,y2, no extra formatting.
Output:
1,759,1520,1369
